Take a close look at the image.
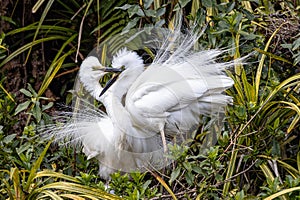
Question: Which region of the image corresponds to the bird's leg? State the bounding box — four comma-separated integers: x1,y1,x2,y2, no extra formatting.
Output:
160,128,168,153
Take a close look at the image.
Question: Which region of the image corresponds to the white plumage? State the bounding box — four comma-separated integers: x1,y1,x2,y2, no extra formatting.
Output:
45,25,237,180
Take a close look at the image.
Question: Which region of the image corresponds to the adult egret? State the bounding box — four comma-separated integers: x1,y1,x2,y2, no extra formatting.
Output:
46,25,238,180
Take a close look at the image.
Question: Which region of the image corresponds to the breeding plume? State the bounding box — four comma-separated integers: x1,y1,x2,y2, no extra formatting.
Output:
45,25,237,180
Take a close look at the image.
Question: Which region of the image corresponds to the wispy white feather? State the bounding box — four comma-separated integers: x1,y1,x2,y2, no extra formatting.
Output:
41,20,240,179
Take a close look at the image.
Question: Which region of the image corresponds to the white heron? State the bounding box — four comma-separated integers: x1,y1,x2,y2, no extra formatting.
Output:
46,25,238,180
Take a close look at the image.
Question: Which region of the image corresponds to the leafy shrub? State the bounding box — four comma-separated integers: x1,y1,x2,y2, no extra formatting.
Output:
0,0,299,199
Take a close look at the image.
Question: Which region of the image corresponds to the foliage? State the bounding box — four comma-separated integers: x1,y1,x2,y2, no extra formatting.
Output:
0,0,300,199
0,141,120,199
109,172,158,199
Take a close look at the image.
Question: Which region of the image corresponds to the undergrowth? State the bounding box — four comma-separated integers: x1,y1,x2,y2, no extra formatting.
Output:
0,0,299,199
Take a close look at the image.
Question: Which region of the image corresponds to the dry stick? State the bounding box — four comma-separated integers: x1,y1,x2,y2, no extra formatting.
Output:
55,67,79,78
160,129,168,153
69,43,84,61
76,16,85,63
75,1,93,63
150,188,197,200
71,3,86,20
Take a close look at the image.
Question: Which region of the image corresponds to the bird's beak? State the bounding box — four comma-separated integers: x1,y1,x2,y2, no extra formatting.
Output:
99,73,120,97
98,66,125,97
92,65,123,73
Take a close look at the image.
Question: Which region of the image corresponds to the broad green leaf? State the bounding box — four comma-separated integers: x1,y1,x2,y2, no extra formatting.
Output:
33,103,42,122
115,4,133,10
156,7,166,17
169,167,181,184
128,5,144,17
20,89,33,98
121,17,139,35
3,134,17,144
185,171,194,185
14,101,31,115
144,0,154,9
42,102,54,111
144,9,156,18
27,84,38,96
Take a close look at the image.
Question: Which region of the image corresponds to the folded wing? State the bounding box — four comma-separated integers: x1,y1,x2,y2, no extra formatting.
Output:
125,50,234,133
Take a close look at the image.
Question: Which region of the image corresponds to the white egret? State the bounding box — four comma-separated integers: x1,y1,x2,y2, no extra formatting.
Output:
45,25,238,180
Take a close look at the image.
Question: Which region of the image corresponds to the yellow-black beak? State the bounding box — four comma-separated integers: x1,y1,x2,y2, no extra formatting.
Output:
96,66,125,97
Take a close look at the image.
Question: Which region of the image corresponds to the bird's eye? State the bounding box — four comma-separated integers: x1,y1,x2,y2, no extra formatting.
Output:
120,65,125,70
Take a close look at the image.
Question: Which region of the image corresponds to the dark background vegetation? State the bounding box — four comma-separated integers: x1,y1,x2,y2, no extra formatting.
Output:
0,0,299,199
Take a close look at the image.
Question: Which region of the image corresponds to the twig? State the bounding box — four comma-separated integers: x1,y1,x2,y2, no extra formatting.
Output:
214,160,258,187
150,188,197,200
55,67,80,78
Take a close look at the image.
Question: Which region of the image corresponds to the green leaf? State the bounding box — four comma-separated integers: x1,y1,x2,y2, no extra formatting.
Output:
144,9,156,17
192,165,203,174
273,117,280,129
156,7,166,17
33,103,42,122
128,5,144,17
292,37,300,51
254,48,293,65
264,187,300,200
27,84,37,96
0,16,16,25
271,139,281,157
0,36,68,68
169,167,181,184
24,140,52,192
42,102,53,111
24,0,55,65
14,101,31,115
183,162,192,171
16,143,31,155
121,17,139,35
226,2,235,13
174,0,192,11
201,0,213,7
20,89,33,98
3,134,17,144
144,0,154,9
185,171,194,185
115,4,133,10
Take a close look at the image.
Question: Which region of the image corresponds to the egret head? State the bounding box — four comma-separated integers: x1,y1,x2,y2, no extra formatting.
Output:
111,48,144,70
79,56,109,100
79,48,144,99
99,48,145,97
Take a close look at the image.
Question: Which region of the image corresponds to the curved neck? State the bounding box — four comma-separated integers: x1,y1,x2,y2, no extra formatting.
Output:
111,67,144,101
102,67,144,126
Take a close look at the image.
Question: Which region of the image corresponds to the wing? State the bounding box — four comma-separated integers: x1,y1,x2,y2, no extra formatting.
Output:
125,50,234,128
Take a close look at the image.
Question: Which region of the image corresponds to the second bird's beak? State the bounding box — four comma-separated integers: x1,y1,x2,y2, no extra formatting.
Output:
93,65,124,97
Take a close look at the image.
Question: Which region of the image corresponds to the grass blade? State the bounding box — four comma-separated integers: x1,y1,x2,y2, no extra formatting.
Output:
264,187,300,200
255,23,286,102
24,140,52,192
